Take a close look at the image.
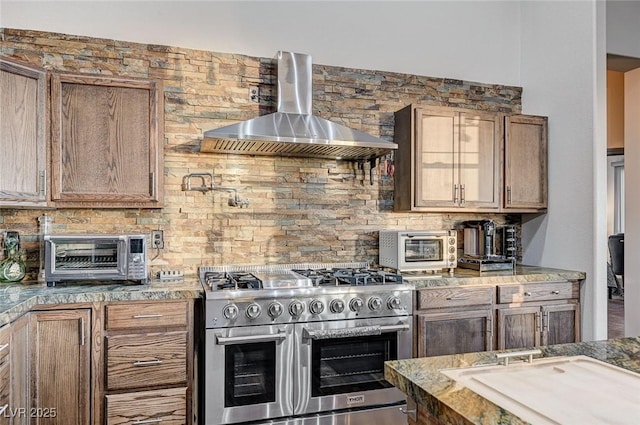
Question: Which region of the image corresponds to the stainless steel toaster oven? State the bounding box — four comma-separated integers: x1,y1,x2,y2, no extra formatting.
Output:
44,234,148,286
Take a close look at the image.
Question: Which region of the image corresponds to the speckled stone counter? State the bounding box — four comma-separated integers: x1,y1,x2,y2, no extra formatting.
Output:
0,278,203,327
385,337,640,425
403,265,586,288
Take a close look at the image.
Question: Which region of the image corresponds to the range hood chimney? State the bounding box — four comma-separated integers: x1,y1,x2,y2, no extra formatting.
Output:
201,51,397,161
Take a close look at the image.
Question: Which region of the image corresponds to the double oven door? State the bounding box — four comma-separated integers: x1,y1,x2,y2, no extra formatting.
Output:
206,316,412,425
206,323,295,425
294,315,412,416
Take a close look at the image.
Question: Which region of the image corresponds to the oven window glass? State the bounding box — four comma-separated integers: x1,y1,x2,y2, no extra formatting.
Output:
53,241,119,270
405,239,443,262
311,333,397,397
225,342,276,407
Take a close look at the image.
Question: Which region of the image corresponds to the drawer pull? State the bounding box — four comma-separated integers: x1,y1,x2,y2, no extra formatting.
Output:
132,314,164,319
133,360,163,367
551,290,560,295
132,419,162,425
0,343,8,353
523,292,532,296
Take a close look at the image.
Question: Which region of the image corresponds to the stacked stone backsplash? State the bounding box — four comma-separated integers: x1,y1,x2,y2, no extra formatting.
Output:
0,28,523,280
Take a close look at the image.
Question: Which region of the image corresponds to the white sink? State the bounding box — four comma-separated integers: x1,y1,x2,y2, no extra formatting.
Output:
442,355,640,425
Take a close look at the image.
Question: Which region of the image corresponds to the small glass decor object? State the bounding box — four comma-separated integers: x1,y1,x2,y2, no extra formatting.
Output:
0,231,27,283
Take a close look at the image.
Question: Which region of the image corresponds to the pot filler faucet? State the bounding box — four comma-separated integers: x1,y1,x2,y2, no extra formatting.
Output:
181,172,249,208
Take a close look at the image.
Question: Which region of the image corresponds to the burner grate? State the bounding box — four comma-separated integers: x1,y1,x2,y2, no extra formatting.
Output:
203,271,263,290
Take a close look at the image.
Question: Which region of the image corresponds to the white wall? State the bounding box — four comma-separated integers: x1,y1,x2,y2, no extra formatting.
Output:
625,67,640,336
2,0,611,340
519,1,606,341
1,0,522,86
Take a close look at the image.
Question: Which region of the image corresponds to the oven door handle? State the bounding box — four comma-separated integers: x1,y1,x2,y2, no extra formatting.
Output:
304,324,410,340
215,331,287,345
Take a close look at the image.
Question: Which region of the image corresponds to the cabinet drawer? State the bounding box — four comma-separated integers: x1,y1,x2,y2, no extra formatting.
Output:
106,301,188,330
106,387,186,425
0,325,9,366
106,331,187,390
498,281,575,304
417,286,494,310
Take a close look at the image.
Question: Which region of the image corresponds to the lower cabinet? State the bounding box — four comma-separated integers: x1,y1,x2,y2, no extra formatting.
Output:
10,314,30,425
102,300,194,425
105,387,187,425
414,286,494,357
0,324,10,425
496,281,580,350
416,280,581,357
30,309,91,425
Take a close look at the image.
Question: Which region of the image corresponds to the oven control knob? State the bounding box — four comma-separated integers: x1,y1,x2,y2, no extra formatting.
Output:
223,304,238,320
329,299,345,313
268,302,283,318
368,296,383,311
349,297,364,312
246,303,261,320
309,299,325,315
289,300,305,317
387,296,402,310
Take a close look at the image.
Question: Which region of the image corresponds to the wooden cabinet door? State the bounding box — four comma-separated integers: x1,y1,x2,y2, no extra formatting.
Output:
0,58,48,207
416,309,493,357
543,303,580,346
459,112,501,209
496,306,541,350
10,314,30,425
504,115,548,211
414,108,458,208
0,324,9,425
30,310,91,425
50,73,163,208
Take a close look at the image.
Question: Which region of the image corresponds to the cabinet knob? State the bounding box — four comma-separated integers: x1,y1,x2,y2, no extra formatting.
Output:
551,290,560,295
524,292,532,296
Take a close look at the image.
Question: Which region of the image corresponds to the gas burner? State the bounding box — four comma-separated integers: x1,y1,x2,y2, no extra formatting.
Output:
203,271,262,290
291,268,336,286
332,268,403,286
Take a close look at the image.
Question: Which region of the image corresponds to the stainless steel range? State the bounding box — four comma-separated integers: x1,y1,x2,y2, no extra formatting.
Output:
199,262,414,425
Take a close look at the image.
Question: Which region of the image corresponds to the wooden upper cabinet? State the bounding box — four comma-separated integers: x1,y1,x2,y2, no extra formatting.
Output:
0,57,48,207
394,105,501,212
504,115,548,211
50,73,163,208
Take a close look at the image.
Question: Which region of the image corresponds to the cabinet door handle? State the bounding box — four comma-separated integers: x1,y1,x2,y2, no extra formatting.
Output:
150,171,156,199
133,360,163,367
132,314,163,319
523,292,532,297
133,419,162,425
551,290,560,295
453,184,459,203
460,184,466,204
39,170,47,196
507,186,512,204
80,317,86,346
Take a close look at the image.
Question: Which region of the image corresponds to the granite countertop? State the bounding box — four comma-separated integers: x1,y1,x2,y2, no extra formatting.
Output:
0,278,203,327
385,337,640,425
403,265,586,288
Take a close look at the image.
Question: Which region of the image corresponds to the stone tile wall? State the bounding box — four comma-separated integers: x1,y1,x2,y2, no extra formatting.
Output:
0,28,523,279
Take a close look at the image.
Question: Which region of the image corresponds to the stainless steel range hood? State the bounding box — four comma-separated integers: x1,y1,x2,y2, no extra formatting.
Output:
201,51,397,161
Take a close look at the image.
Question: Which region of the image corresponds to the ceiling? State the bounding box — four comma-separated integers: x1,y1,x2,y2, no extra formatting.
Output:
608,54,640,72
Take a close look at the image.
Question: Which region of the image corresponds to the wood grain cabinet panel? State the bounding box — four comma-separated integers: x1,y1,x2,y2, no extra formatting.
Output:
10,314,30,425
50,73,163,208
394,105,501,212
415,286,494,357
106,331,188,391
105,387,187,425
0,325,9,425
105,301,189,330
0,57,48,207
30,309,91,425
504,115,548,211
496,281,580,350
